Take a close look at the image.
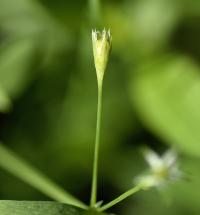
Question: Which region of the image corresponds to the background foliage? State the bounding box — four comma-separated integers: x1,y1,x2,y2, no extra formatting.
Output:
0,0,200,214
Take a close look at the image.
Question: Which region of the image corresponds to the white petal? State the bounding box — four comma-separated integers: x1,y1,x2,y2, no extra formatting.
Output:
163,149,177,167
143,148,163,170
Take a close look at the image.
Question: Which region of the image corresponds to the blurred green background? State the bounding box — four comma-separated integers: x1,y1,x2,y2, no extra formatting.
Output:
0,0,200,214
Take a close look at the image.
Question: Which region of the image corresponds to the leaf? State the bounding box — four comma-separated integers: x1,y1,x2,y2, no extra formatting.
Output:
131,56,200,157
0,201,109,215
0,39,36,98
0,0,69,65
0,144,87,209
0,88,12,112
0,201,82,215
166,156,200,213
0,0,70,110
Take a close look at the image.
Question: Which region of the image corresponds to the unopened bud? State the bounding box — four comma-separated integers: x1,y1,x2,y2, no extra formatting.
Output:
92,29,112,88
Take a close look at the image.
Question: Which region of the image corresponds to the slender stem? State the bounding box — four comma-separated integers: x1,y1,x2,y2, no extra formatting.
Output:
98,185,142,212
90,85,103,207
89,0,100,26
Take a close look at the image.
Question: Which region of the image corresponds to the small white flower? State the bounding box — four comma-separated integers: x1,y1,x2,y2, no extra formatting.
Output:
92,29,112,88
135,148,182,189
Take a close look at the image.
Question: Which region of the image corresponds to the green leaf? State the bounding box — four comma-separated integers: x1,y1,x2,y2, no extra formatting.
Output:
0,144,87,209
0,39,36,98
131,56,200,157
0,201,108,215
0,88,12,112
0,201,82,215
0,0,70,108
0,0,69,65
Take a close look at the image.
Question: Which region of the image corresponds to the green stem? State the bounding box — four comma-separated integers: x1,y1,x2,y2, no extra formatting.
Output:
90,85,103,207
98,185,142,212
89,0,100,26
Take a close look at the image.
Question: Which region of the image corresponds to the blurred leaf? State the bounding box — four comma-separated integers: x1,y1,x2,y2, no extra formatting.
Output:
0,39,36,98
0,0,69,63
0,201,109,215
0,0,70,109
0,201,82,215
0,87,11,112
129,0,179,55
166,156,200,213
181,0,200,17
0,144,87,209
131,56,200,157
134,0,178,39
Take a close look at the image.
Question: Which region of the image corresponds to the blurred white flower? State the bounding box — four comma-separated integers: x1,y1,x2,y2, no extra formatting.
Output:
135,148,182,189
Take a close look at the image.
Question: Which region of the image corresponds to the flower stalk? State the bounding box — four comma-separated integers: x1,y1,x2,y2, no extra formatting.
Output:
99,184,142,212
90,85,103,207
90,29,112,207
89,0,100,25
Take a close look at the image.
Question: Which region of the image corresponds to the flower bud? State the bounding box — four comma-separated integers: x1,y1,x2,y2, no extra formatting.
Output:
92,29,112,88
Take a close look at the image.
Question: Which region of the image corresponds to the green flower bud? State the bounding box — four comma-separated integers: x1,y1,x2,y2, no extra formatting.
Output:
92,29,112,88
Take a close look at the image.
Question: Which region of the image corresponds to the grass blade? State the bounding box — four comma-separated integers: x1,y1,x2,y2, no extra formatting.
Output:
0,143,87,209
